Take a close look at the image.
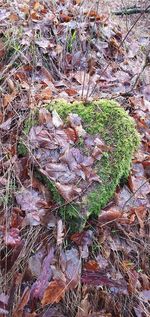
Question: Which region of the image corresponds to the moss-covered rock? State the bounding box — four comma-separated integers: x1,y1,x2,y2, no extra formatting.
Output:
18,99,140,226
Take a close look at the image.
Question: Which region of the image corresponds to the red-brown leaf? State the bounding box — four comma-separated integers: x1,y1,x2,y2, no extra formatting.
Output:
98,210,122,224
41,279,66,306
56,182,81,201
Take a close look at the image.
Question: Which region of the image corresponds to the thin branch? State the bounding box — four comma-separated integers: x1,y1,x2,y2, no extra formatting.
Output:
113,6,150,15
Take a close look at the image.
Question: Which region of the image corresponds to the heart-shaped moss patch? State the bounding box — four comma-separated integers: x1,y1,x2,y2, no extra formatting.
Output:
18,99,140,226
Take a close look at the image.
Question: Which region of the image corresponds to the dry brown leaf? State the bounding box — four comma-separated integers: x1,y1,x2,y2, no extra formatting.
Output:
84,260,99,271
31,10,41,21
33,1,40,10
61,247,81,289
64,127,78,142
60,13,72,22
40,86,52,100
9,12,19,21
98,210,122,224
86,10,108,23
56,182,81,202
41,279,66,306
74,0,82,4
65,88,78,96
39,108,52,125
3,91,16,107
72,71,90,85
75,294,91,317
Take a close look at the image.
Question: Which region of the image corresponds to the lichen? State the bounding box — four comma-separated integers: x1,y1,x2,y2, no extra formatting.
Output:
18,99,140,227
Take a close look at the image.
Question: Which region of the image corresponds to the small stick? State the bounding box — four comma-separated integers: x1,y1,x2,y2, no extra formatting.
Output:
113,7,150,16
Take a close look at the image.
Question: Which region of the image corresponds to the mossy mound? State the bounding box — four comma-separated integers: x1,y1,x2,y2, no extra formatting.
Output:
18,99,140,226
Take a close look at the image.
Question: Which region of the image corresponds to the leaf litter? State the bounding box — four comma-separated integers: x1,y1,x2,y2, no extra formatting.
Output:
27,108,103,204
0,0,150,316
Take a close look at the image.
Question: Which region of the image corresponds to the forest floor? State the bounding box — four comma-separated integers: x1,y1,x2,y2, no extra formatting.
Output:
0,1,150,316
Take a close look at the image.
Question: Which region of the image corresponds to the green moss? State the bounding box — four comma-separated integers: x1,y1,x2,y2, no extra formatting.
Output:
19,99,140,227
46,99,140,219
17,142,28,156
33,169,83,231
34,168,63,205
23,117,38,135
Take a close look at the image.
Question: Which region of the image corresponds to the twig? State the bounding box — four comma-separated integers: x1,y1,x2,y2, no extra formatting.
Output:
113,7,150,15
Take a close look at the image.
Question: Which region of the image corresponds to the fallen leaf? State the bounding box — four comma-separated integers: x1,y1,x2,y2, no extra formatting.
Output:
16,188,50,226
60,13,72,22
71,71,90,85
3,228,21,246
86,10,108,23
61,247,81,289
75,294,91,317
3,91,16,107
65,88,78,96
82,270,128,294
84,260,100,271
0,118,12,130
31,247,54,299
41,279,66,306
40,86,52,100
71,230,93,247
38,108,52,125
132,206,147,236
139,290,150,302
98,210,122,224
56,182,81,201
31,10,41,21
35,65,54,86
96,254,109,270
64,127,78,142
9,12,19,21
52,110,63,128
28,248,46,278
